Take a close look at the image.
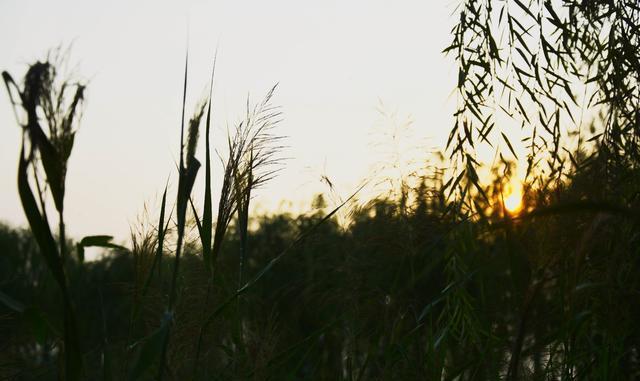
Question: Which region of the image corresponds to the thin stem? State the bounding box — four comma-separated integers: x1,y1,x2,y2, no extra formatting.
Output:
59,209,66,263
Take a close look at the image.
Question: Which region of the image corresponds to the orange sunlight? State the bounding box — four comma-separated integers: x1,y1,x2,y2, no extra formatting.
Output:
504,182,523,214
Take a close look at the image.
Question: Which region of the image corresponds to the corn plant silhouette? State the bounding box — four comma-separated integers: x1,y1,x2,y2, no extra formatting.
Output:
3,55,85,380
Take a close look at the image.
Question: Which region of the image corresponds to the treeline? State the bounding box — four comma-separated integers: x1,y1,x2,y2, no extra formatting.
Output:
2,147,639,379
3,1,640,378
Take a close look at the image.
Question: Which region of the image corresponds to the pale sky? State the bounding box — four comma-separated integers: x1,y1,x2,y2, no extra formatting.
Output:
0,0,457,241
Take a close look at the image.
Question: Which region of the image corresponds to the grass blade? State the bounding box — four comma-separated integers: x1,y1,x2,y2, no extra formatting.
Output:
143,184,169,293
201,56,216,268
17,144,83,380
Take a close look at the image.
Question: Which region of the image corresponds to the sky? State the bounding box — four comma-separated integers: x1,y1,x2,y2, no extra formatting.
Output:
0,0,457,242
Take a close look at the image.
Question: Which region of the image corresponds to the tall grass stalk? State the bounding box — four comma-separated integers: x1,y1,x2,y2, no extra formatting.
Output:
3,57,85,380
233,85,285,286
192,57,216,378
157,50,204,380
192,83,285,376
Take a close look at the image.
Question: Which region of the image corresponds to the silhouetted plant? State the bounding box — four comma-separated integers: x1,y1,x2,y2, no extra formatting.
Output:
2,5,640,378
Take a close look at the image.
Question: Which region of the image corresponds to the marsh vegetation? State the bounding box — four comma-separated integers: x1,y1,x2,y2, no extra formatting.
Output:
1,1,640,379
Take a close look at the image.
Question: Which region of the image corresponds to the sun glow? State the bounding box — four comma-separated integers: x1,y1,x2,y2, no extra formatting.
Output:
504,183,523,214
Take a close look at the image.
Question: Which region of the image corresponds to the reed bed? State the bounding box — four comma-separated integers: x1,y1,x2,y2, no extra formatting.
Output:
2,2,640,377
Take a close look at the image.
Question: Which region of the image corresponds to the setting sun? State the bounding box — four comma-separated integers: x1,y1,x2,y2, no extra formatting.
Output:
2,1,637,378
504,183,523,214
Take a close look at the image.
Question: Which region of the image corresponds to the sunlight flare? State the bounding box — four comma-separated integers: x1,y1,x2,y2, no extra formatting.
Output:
504,183,523,214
